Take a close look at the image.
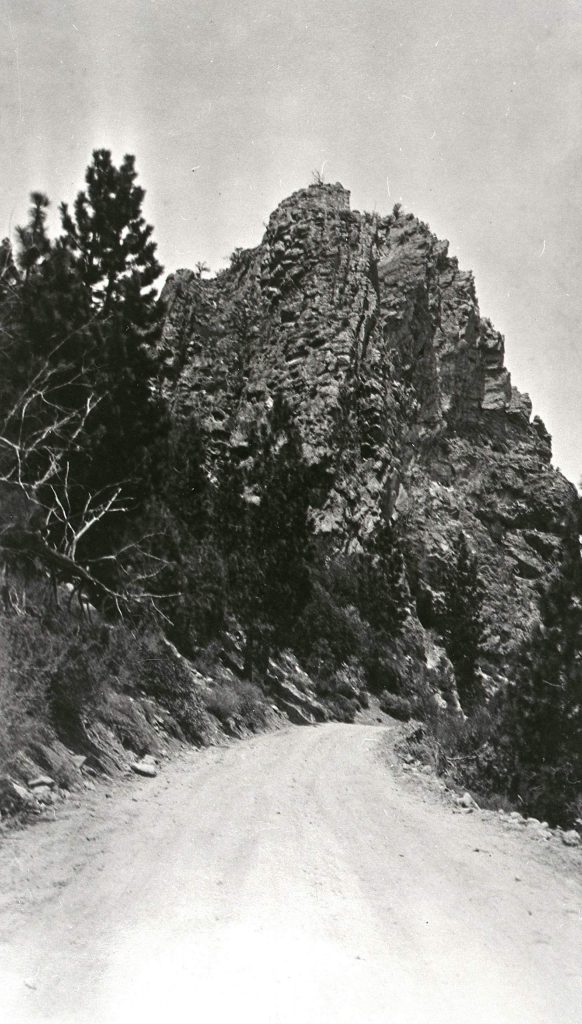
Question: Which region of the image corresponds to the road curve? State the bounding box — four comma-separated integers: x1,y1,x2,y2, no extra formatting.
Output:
0,723,581,1024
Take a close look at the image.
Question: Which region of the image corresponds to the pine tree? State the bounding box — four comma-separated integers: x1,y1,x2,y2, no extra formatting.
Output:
212,396,312,678
17,220,95,374
252,397,312,646
2,198,95,501
211,448,267,676
0,237,17,292
57,150,166,499
10,192,93,385
60,150,162,326
15,192,51,277
9,154,165,502
441,532,483,712
0,238,22,437
502,529,582,823
359,517,407,637
1,154,167,597
164,413,211,540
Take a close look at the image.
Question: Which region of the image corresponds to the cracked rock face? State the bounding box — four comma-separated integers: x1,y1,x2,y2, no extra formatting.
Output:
161,182,577,685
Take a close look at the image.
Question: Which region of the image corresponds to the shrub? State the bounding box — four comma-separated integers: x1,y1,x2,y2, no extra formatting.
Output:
313,658,365,722
48,638,110,736
324,693,358,723
98,691,158,756
363,642,405,694
303,638,335,682
379,691,413,721
399,703,518,811
0,618,47,769
358,522,407,637
487,529,582,826
236,679,268,725
230,247,251,272
203,679,267,731
0,607,119,772
295,580,372,670
440,532,484,712
204,685,239,723
1,612,110,756
168,541,228,654
294,531,406,694
109,627,209,743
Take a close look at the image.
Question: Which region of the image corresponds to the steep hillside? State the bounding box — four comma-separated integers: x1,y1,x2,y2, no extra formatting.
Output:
2,173,579,828
161,182,576,693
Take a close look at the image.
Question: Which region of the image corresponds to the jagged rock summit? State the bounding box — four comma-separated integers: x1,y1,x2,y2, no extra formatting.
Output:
161,181,576,688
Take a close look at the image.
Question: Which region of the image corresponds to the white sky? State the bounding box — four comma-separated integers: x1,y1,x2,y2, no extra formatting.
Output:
2,0,582,484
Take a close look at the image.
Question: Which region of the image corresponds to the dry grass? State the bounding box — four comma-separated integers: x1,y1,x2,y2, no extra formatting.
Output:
396,708,521,815
0,580,213,805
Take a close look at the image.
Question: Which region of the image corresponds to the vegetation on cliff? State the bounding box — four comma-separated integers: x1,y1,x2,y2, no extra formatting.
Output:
0,157,581,828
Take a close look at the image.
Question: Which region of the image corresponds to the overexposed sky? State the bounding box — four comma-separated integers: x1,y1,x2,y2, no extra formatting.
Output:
2,0,582,483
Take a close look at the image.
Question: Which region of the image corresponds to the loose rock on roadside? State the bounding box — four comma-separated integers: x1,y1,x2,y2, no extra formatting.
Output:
131,756,158,778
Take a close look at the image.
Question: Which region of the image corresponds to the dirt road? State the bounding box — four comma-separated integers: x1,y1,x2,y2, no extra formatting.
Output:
0,722,580,1023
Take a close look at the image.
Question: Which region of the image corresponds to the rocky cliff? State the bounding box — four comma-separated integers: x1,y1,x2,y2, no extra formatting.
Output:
160,182,576,693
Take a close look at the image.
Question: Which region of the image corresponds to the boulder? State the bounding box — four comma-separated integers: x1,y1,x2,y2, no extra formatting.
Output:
131,760,158,778
32,786,56,804
0,777,38,814
459,792,478,809
28,775,55,789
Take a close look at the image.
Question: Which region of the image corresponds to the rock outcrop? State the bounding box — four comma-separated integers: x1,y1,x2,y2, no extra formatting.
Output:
161,182,576,690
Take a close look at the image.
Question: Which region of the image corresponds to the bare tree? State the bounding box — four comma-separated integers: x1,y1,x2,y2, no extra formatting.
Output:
0,339,177,617
0,350,100,497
